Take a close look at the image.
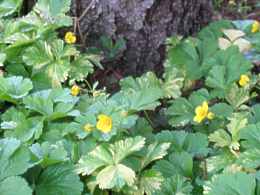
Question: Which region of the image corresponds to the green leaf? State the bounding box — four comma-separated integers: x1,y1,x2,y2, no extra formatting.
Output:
168,39,199,80
237,148,260,169
227,113,248,142
117,88,162,111
0,76,33,102
2,108,44,142
77,137,145,190
31,72,52,90
30,141,68,167
0,138,31,181
23,40,77,87
206,150,236,174
35,163,83,195
136,169,164,195
189,88,210,107
76,144,113,175
249,104,260,123
0,0,23,17
169,152,193,177
206,172,256,195
33,0,72,27
206,66,226,96
211,103,233,118
111,136,146,163
140,142,170,169
46,60,70,88
205,47,252,98
198,20,233,40
23,90,53,116
5,116,43,142
115,72,164,111
225,84,250,109
23,88,79,120
168,35,219,80
162,65,184,98
76,136,145,176
184,132,209,157
96,164,135,189
130,118,153,139
22,41,51,67
0,176,32,195
120,72,161,91
240,123,260,150
167,98,194,127
0,53,6,66
155,131,208,157
6,63,29,78
153,175,193,195
209,129,232,148
35,0,71,16
154,151,193,178
69,55,94,82
155,130,188,153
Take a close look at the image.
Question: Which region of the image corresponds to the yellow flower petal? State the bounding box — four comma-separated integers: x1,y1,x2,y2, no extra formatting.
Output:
71,85,80,96
65,32,77,44
207,112,214,120
239,74,250,87
195,106,203,115
194,101,212,123
251,21,260,33
193,115,204,123
96,114,112,133
202,101,208,113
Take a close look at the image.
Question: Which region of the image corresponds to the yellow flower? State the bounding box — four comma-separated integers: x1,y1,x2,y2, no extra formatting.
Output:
71,85,80,96
96,114,112,133
207,112,215,120
251,21,260,33
239,74,250,87
65,32,76,44
83,123,94,132
193,101,214,123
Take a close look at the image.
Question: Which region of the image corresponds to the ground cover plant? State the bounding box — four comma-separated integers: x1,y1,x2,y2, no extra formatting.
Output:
0,0,260,195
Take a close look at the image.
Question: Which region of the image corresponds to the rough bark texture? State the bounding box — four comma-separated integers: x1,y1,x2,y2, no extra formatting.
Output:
71,0,213,75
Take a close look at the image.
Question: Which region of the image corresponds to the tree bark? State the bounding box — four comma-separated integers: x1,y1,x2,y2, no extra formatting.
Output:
71,0,213,76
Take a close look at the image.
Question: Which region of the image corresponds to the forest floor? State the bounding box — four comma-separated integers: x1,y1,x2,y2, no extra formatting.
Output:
214,0,260,20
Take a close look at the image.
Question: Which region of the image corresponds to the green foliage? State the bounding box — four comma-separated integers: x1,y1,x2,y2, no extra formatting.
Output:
2,110,44,142
153,175,193,195
76,136,145,189
205,172,256,195
30,141,68,167
0,138,31,181
0,0,23,17
205,47,252,97
0,0,97,88
0,176,32,195
33,0,72,27
35,163,83,195
0,138,32,194
0,76,33,102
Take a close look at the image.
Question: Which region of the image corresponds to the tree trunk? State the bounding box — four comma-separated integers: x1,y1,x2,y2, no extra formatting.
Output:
71,0,213,76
